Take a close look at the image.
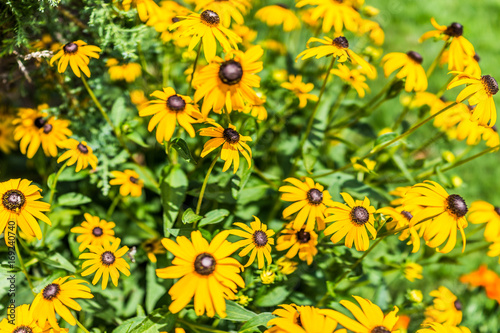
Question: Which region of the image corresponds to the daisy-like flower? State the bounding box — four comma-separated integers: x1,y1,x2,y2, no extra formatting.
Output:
31,277,93,328
331,64,370,97
417,323,471,333
482,125,500,147
70,213,116,252
199,122,252,173
358,19,385,46
321,295,400,333
0,116,16,154
487,239,500,263
255,5,301,31
241,97,268,121
296,36,373,76
142,238,166,263
447,71,498,127
156,230,245,318
419,18,475,72
267,304,344,333
0,304,42,333
281,75,318,108
323,193,377,251
260,269,276,284
49,41,101,78
193,45,263,117
377,206,420,252
276,223,318,265
0,179,51,245
467,200,500,242
130,90,148,109
57,139,98,172
110,170,144,197
122,0,161,21
295,0,361,33
424,286,463,326
231,216,275,269
403,262,423,282
106,59,142,82
276,256,298,275
460,264,498,288
194,0,251,27
79,238,131,289
279,177,334,232
403,180,468,254
139,87,202,144
381,51,428,92
169,9,242,62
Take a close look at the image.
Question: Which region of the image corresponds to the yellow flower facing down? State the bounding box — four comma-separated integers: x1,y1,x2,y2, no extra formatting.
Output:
50,41,101,78
324,193,377,251
468,200,500,242
57,139,98,172
358,19,385,46
130,90,148,108
0,116,16,154
110,169,144,197
403,262,423,282
381,51,428,92
122,0,161,21
231,216,275,269
79,238,131,290
106,59,142,82
156,230,245,318
295,0,361,33
0,179,51,246
255,5,301,31
142,238,166,263
331,65,370,98
169,10,242,62
200,122,252,173
417,323,471,333
241,97,268,121
194,0,251,27
0,305,43,333
281,75,318,108
276,256,298,275
70,213,116,252
482,125,500,148
268,304,344,333
31,277,93,328
424,286,463,326
276,223,318,265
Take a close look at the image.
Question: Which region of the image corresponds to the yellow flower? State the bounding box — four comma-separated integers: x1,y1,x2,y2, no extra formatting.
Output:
467,200,500,242
358,19,385,46
408,290,423,303
377,206,420,253
295,0,361,33
200,122,252,173
79,238,131,289
232,24,258,48
106,59,142,82
0,304,42,333
417,323,471,333
482,126,500,147
276,256,298,275
381,51,428,92
0,116,16,154
156,230,245,318
31,277,93,328
110,169,144,197
169,10,242,62
403,262,423,282
241,97,268,121
236,295,251,306
231,216,275,268
424,286,463,326
142,238,166,263
130,90,148,109
70,213,116,252
57,139,98,172
50,41,101,77
324,193,377,251
122,0,161,21
260,269,276,284
281,75,318,108
0,179,51,246
351,156,376,172
255,5,301,31
331,65,370,98
276,223,318,265
487,238,500,263
268,304,343,333
194,0,251,27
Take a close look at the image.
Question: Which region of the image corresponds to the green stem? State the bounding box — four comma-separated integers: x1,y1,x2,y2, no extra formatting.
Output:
426,40,450,79
224,108,232,126
42,161,68,246
15,239,36,296
326,85,349,126
195,153,220,216
392,95,415,130
75,318,91,333
106,194,121,219
364,76,398,109
188,43,202,96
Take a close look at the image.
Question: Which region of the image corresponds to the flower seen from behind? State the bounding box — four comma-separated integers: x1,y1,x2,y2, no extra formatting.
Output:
110,169,144,197
231,216,274,269
57,139,98,172
255,5,301,31
331,64,370,97
381,51,428,92
49,41,101,77
70,213,116,252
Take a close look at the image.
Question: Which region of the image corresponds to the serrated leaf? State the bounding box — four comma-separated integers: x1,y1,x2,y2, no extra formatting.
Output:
112,316,147,333
129,307,176,333
41,252,76,272
182,208,202,224
57,192,92,207
160,165,188,237
239,313,275,332
170,138,196,164
199,209,230,227
222,300,256,321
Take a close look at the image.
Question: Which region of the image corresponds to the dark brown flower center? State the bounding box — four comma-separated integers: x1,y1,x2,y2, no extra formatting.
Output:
296,229,311,243
63,42,79,54
34,117,46,128
407,51,423,64
446,194,468,218
101,251,116,265
194,253,216,275
401,210,413,221
43,124,53,134
219,60,243,85
172,17,180,23
473,53,480,62
92,227,103,237
494,206,500,216
351,206,369,225
200,10,220,26
481,75,499,96
454,299,462,311
371,326,391,333
253,230,268,247
166,95,186,112
332,36,349,49
2,189,26,212
307,189,323,205
129,176,139,184
14,326,33,333
77,143,89,154
223,128,240,143
444,22,463,37
492,125,498,132
42,283,60,300
276,3,289,8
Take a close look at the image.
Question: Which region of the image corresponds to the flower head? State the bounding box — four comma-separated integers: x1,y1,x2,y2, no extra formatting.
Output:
0,116,16,154
57,139,98,172
231,216,275,268
377,206,420,253
331,64,370,97
49,41,101,77
0,305,43,333
260,269,276,284
295,0,361,33
255,5,301,31
268,304,343,333
460,264,498,288
381,51,428,92
281,75,318,108
467,200,500,242
109,170,144,197
106,59,142,82
142,238,166,263
403,262,423,282
194,0,251,27
276,256,298,275
276,223,318,265
70,213,116,252
424,286,463,326
417,323,471,333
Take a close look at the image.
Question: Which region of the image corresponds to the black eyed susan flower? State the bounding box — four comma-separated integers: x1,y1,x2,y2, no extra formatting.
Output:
276,256,298,275
156,230,245,318
57,139,98,172
139,87,203,144
403,181,468,254
381,51,428,92
79,238,131,290
241,97,268,121
468,201,500,242
482,125,500,147
31,277,93,328
280,75,319,108
49,41,101,78
417,323,471,333
231,216,275,269
424,287,463,326
295,0,361,33
110,170,144,197
106,59,142,83
0,304,43,333
447,71,498,127
12,105,48,158
276,223,318,265
267,304,343,333
194,0,251,27
321,296,400,333
279,177,335,232
200,122,252,173
331,64,370,97
403,262,423,282
122,0,161,21
377,206,421,253
255,5,301,32
487,239,500,264
0,116,16,154
142,238,166,263
70,213,116,252
0,179,51,245
193,45,263,117
323,193,377,251
358,19,385,46
169,10,241,62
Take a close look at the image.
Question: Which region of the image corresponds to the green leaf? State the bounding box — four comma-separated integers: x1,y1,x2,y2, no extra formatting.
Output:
112,316,147,333
392,155,415,183
160,165,188,237
0,264,21,274
255,286,291,307
170,138,196,164
222,300,256,321
145,263,166,313
231,165,253,199
57,192,92,207
128,307,176,333
127,132,150,148
372,132,398,150
41,252,76,273
199,209,230,227
182,208,202,224
239,313,275,332
110,96,128,128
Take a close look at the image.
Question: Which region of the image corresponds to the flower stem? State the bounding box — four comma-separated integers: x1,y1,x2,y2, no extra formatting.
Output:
75,318,92,333
106,193,121,219
326,85,349,126
426,40,450,79
15,238,36,296
188,43,202,96
195,153,220,216
42,161,68,246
